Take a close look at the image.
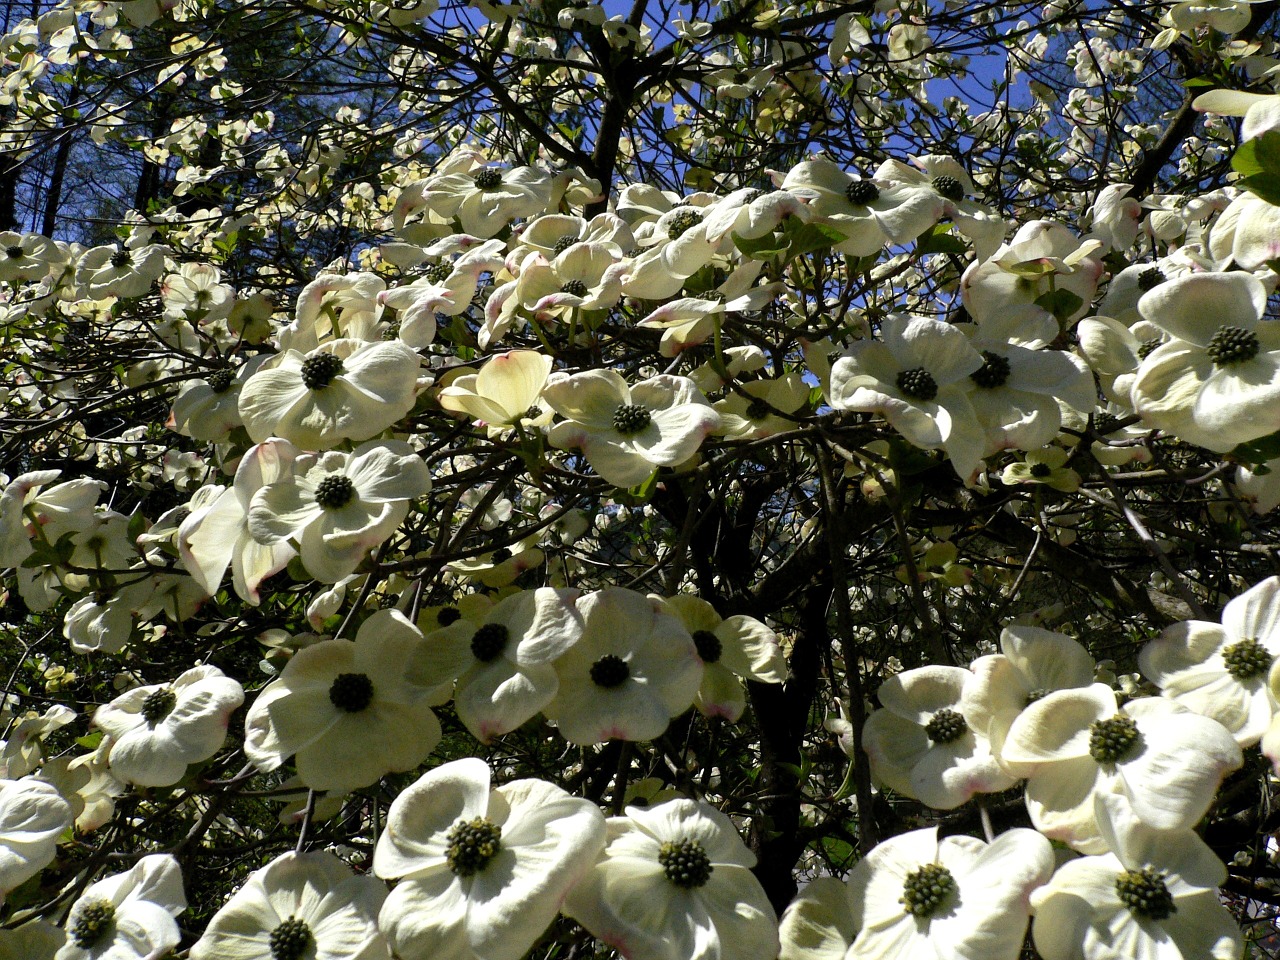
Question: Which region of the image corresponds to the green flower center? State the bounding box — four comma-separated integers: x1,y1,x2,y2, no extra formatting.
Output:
314,475,356,510
560,279,588,297
745,397,772,421
473,169,502,189
141,687,177,727
1137,337,1163,360
71,899,116,948
1221,638,1272,682
1206,325,1260,366
970,350,1011,389
1115,866,1176,920
553,235,579,255
110,248,132,269
446,817,502,876
590,654,630,688
613,403,652,435
5,245,24,258
1030,462,1053,478
698,290,726,303
925,708,967,743
436,606,462,626
269,916,313,960
470,623,509,662
1137,266,1166,292
931,175,964,201
421,261,452,283
900,863,956,917
1089,713,1139,763
1025,688,1049,706
896,367,938,401
845,179,880,205
523,404,542,420
328,672,374,712
692,629,722,663
667,209,703,240
658,837,713,888
740,188,764,204
207,369,234,393
300,352,344,389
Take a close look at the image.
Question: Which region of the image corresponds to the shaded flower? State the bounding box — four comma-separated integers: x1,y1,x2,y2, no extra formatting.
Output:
662,594,786,721
1001,447,1081,493
0,777,73,904
860,664,1018,810
543,588,703,745
243,609,446,793
56,854,185,960
93,665,245,787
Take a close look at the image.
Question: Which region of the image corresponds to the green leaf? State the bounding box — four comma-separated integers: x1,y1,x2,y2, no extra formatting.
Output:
127,510,148,546
1232,130,1280,185
1236,173,1280,207
732,230,788,260
1229,429,1280,465
1035,288,1084,323
781,220,846,258
915,224,967,255
624,470,658,502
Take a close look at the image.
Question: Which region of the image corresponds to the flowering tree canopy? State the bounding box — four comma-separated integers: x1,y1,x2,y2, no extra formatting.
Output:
3,0,1280,956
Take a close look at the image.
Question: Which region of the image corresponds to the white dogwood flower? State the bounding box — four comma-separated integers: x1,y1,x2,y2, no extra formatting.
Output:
374,758,605,960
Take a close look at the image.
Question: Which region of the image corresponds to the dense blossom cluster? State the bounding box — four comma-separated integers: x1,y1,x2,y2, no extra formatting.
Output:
3,0,1280,956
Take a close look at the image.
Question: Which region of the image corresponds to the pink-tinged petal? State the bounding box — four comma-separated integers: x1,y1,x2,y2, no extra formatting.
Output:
178,487,243,595
695,663,746,721
454,661,555,741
